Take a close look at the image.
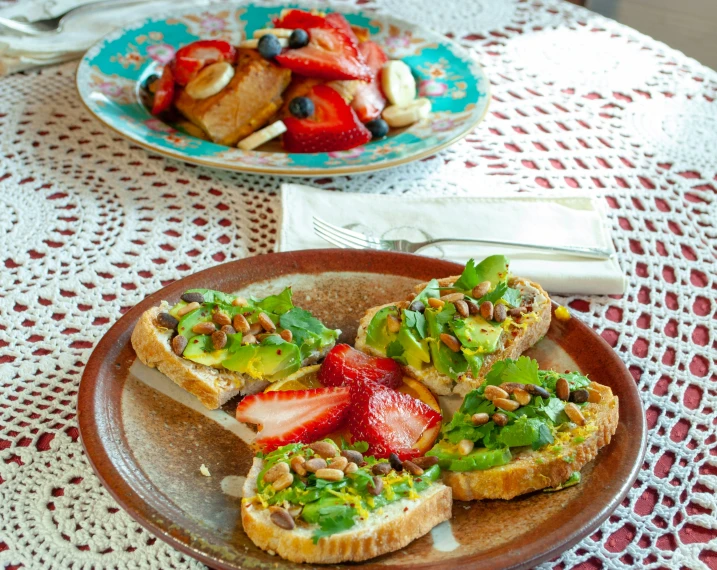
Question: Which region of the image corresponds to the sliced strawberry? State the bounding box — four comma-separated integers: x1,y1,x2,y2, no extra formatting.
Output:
173,40,236,86
236,387,350,451
282,85,371,153
273,9,330,30
275,26,371,81
325,12,359,47
347,383,442,459
318,344,403,389
351,41,388,122
151,65,175,115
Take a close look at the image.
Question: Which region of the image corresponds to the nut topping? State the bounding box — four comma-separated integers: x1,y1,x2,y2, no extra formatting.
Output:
513,388,531,406
587,388,602,404
369,476,383,496
212,311,232,327
412,455,439,469
290,455,306,476
308,441,338,458
389,452,403,472
171,335,187,356
569,389,589,404
508,307,528,318
371,462,391,476
258,312,276,332
232,296,248,307
177,301,200,317
263,461,290,483
440,293,464,303
211,330,227,350
466,299,480,315
556,377,570,401
315,468,344,481
181,292,205,304
271,472,294,491
328,456,348,471
472,281,491,299
403,460,424,476
492,412,509,427
454,299,470,318
386,314,402,333
156,312,178,329
494,397,521,411
241,333,257,345
480,300,494,320
484,385,509,401
340,449,363,464
409,300,426,313
427,297,445,309
344,462,359,474
279,329,293,342
457,439,474,456
304,458,327,473
269,506,295,530
471,412,490,425
564,402,586,426
439,333,461,353
494,303,507,323
221,325,236,335
192,321,216,335
233,313,251,334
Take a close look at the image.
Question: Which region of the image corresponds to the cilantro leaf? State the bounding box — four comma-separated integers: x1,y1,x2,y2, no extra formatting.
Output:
256,287,294,315
501,287,523,308
536,397,569,424
540,370,590,392
484,356,540,386
533,421,554,450
386,340,406,364
413,278,441,305
453,258,478,291
279,307,338,360
403,309,427,339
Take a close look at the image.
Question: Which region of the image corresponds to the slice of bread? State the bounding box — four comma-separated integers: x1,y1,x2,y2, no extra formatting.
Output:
241,458,452,564
443,381,619,501
355,276,552,397
130,302,333,410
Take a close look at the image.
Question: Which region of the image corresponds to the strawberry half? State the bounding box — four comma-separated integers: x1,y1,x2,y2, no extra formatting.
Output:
318,344,404,390
348,383,442,459
325,12,360,47
236,387,350,451
275,26,371,81
351,41,388,123
273,9,330,30
173,40,236,86
282,85,371,153
151,65,175,115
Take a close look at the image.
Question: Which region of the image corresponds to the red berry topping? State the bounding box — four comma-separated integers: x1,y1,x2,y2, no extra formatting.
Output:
318,344,404,389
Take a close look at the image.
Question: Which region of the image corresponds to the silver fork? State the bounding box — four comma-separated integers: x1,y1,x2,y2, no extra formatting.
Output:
0,0,147,35
313,217,613,260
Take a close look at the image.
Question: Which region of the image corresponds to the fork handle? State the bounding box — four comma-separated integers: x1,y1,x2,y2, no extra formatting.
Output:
414,238,614,260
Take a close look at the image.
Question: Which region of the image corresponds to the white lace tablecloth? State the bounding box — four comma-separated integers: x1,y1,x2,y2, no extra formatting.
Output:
1,0,716,568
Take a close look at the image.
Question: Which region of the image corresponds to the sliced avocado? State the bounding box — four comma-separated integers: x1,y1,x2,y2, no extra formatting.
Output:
222,337,301,381
177,303,214,340
412,278,441,305
426,441,512,471
425,307,468,380
365,306,400,352
450,315,502,353
474,255,510,288
182,332,243,367
398,323,430,369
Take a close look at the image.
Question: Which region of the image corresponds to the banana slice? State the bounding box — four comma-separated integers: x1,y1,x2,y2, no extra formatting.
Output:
185,61,235,100
381,60,416,106
252,28,293,38
237,120,287,151
239,37,289,49
382,98,432,128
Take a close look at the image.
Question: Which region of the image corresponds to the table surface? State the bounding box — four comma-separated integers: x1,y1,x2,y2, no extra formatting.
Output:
0,1,715,569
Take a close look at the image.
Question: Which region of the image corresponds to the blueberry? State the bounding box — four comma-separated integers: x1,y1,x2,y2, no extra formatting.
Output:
288,28,309,49
257,34,282,59
366,118,389,139
289,96,315,119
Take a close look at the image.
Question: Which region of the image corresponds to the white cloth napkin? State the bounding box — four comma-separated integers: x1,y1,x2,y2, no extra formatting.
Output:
0,0,212,76
278,184,626,295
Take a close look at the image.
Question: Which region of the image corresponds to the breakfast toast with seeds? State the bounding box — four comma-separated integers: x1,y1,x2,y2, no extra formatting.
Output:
355,256,551,397
131,288,338,409
240,444,452,564
427,358,619,501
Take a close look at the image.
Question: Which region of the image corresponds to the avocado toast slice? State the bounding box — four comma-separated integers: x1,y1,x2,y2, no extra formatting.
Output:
131,287,339,409
355,256,552,396
241,441,452,564
428,357,619,500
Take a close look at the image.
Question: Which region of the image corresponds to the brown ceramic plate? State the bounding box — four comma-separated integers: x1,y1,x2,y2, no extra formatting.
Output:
78,250,645,570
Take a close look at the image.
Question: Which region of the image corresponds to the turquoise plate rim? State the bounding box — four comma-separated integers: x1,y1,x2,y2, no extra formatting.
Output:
76,1,491,177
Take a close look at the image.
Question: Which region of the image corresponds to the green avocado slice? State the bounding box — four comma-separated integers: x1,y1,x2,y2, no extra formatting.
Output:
398,323,430,369
222,336,301,381
426,441,512,471
450,315,503,353
365,306,400,351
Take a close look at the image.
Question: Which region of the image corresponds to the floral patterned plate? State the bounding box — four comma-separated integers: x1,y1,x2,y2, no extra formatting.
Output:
76,2,490,176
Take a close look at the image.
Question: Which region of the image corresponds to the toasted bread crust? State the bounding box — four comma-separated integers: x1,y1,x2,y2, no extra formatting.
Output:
130,304,246,409
355,276,551,396
241,459,452,564
444,382,619,500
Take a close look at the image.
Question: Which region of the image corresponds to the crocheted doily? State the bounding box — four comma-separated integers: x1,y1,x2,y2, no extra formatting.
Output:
0,0,715,569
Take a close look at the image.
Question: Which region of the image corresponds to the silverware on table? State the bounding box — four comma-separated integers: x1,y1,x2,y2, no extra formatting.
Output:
0,0,148,35
313,216,614,260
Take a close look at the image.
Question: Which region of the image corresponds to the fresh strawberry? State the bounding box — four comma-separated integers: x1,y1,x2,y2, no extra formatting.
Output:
347,383,442,459
318,344,403,389
151,65,175,115
351,41,388,122
325,12,359,46
273,9,330,30
275,26,371,81
173,40,236,86
236,387,350,451
282,85,372,152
